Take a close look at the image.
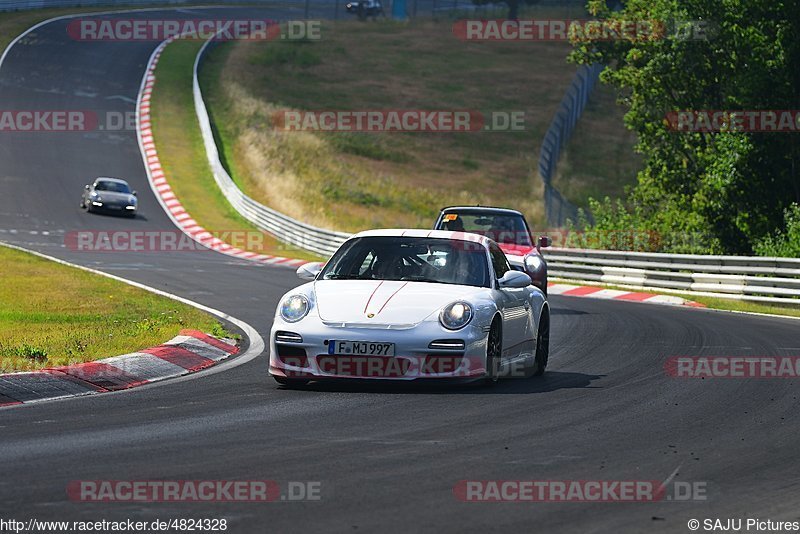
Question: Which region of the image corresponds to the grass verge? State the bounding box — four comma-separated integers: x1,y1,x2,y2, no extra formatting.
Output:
150,39,323,261
0,244,227,372
199,14,586,232
552,278,800,319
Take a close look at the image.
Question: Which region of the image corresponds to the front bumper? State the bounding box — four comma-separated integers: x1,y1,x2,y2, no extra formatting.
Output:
269,318,489,381
91,201,136,215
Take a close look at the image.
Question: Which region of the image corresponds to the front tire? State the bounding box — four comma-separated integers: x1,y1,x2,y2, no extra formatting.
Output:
484,319,502,386
531,309,550,377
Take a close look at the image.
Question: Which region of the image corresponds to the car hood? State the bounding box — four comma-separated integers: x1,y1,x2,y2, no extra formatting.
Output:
314,280,484,326
96,191,134,203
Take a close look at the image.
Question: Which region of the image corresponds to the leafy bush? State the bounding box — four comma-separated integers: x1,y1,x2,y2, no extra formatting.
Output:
755,204,800,258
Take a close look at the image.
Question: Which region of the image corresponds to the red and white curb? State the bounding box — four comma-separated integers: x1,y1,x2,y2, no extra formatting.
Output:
137,38,308,269
0,330,238,407
548,282,706,308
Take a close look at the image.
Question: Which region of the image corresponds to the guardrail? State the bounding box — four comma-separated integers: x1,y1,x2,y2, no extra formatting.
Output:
538,62,602,227
193,39,351,257
545,247,800,305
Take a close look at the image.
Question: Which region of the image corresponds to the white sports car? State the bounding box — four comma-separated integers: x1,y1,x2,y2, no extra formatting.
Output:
269,229,550,386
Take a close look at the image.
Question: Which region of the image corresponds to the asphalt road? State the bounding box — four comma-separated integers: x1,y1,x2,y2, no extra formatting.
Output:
1,7,800,533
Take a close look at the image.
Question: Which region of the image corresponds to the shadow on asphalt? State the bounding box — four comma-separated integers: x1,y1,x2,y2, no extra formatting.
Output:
83,210,148,221
276,371,604,395
551,308,589,316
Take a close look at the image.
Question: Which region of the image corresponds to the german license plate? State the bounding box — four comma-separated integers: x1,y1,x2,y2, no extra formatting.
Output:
329,340,395,357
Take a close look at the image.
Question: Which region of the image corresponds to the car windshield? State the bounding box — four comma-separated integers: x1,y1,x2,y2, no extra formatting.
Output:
95,180,130,193
437,211,532,246
320,236,490,288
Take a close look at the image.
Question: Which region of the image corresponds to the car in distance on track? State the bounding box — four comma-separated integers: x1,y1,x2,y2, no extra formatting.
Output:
345,0,385,18
269,229,550,387
434,206,551,294
81,177,137,217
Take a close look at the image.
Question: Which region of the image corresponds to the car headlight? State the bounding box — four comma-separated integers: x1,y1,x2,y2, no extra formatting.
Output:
439,301,473,330
525,254,543,272
280,294,310,323
129,196,137,205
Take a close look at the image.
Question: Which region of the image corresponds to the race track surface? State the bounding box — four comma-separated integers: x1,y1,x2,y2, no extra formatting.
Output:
1,7,799,533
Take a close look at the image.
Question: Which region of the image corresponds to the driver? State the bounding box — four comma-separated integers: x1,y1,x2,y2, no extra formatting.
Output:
370,250,405,279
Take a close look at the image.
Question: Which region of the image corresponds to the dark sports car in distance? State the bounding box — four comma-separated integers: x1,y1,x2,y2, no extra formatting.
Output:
434,206,551,294
345,0,385,17
81,177,137,217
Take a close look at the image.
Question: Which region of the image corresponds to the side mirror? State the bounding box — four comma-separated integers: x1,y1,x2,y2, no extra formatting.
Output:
84,184,90,190
537,235,551,251
132,191,137,197
498,270,531,289
296,262,324,281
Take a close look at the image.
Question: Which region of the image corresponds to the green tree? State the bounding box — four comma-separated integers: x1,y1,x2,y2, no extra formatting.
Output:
570,0,800,254
755,204,800,257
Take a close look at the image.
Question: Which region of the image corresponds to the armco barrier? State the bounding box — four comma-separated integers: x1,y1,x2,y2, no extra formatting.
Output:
193,39,351,257
545,247,800,305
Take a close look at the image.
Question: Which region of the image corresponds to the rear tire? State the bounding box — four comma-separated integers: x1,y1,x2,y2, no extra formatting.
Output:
531,309,549,377
273,375,309,388
484,319,502,386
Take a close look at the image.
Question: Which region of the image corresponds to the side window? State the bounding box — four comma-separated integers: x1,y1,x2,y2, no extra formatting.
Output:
489,244,510,279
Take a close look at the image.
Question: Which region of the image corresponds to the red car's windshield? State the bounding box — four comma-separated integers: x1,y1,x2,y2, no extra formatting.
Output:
438,212,532,247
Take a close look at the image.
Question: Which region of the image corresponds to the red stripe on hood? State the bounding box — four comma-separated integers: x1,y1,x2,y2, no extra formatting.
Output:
377,282,409,315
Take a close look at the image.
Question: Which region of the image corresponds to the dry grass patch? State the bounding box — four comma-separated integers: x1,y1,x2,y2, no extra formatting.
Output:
200,15,587,232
